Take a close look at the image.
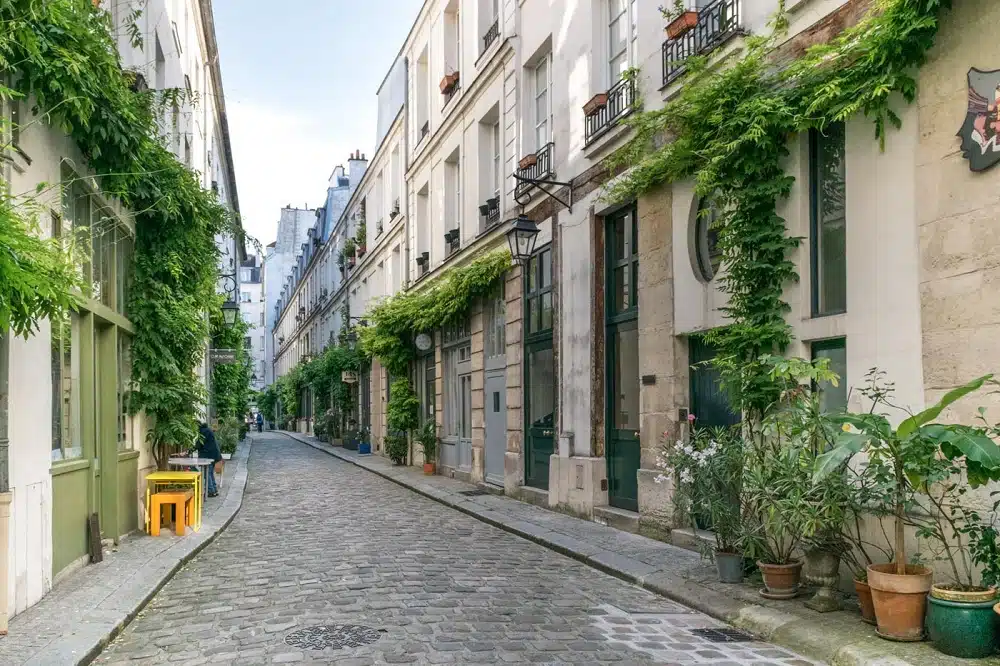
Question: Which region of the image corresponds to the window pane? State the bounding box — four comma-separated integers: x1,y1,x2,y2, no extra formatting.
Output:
613,326,639,429
812,123,847,315
461,374,472,438
51,314,82,461
118,334,132,450
613,266,630,313
535,60,547,97
541,249,552,288
528,297,540,334
813,339,848,413
527,255,538,293
540,292,552,331
527,347,555,427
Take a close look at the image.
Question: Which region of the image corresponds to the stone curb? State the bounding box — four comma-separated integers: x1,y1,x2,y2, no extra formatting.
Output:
25,439,254,666
279,432,973,666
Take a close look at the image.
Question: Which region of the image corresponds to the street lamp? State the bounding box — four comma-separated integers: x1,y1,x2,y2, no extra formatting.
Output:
221,300,240,328
506,214,540,265
346,331,358,351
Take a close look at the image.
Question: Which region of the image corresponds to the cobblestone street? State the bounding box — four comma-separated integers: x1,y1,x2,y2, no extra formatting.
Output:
96,434,820,665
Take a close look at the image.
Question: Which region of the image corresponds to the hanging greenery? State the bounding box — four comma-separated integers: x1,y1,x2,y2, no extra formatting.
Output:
0,1,241,462
360,248,511,376
210,309,252,421
257,385,278,424
604,0,949,417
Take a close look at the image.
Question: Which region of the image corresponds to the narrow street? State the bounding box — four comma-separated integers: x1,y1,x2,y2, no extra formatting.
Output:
96,434,816,665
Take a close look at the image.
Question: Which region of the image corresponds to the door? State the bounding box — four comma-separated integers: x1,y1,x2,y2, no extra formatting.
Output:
484,372,506,485
606,205,640,511
688,337,740,429
523,246,554,490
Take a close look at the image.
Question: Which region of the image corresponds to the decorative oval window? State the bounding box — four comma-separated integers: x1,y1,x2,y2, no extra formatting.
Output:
693,196,723,283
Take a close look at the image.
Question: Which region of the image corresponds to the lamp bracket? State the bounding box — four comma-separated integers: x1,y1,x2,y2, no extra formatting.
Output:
511,172,573,213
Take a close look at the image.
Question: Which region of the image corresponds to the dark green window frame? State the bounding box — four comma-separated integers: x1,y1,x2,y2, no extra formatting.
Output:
606,203,638,325
523,244,553,343
809,123,847,317
811,337,847,414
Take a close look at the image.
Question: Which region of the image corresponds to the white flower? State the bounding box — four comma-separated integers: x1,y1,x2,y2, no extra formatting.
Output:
680,470,693,484
653,473,669,485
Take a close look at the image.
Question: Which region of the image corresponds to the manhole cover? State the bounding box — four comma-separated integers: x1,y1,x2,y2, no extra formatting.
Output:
458,489,490,496
691,627,756,643
284,625,382,650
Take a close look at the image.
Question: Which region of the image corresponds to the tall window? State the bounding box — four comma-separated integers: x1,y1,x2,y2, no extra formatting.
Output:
51,314,82,461
492,122,501,198
810,122,847,316
608,0,628,84
117,335,132,450
525,246,553,335
484,282,506,359
534,57,550,150
443,321,472,439
812,338,847,413
415,353,436,426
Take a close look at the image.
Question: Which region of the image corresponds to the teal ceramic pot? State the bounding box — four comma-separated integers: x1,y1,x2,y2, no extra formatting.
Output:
926,594,998,658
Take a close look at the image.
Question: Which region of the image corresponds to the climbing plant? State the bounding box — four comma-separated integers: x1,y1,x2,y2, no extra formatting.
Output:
0,0,242,463
604,0,950,417
359,248,512,376
210,308,252,421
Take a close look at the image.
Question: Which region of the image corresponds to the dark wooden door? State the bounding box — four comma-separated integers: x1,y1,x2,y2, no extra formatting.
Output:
523,246,554,490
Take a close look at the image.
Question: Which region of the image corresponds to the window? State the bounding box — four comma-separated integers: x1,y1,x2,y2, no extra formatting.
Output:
443,321,471,439
811,338,847,413
525,246,553,336
608,0,628,84
417,354,436,425
608,205,638,317
51,314,82,461
260,336,264,351
810,122,847,316
117,335,132,450
244,336,252,350
533,57,550,150
492,122,501,198
693,196,722,283
484,282,506,359
260,312,265,326
241,291,251,303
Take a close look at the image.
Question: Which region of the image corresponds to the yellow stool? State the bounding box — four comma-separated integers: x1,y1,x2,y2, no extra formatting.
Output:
145,471,202,533
150,490,194,536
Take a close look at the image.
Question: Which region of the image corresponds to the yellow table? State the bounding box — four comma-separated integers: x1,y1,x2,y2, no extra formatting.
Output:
145,471,202,533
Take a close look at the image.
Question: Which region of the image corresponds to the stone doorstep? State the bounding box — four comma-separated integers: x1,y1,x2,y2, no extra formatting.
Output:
280,432,981,666
592,505,640,533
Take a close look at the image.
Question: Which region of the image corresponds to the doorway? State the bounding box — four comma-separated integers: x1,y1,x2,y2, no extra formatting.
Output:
484,284,507,485
605,205,640,511
523,246,554,490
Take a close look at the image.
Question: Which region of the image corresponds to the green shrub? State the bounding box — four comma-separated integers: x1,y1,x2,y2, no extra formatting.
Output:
216,417,240,455
385,434,409,465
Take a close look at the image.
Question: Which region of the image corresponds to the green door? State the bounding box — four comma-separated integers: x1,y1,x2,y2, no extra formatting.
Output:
606,205,640,512
523,246,554,490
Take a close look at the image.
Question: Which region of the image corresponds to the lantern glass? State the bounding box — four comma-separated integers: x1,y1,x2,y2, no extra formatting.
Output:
222,301,239,328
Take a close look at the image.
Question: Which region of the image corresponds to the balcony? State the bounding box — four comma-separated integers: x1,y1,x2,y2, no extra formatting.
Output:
514,142,554,200
584,77,636,147
482,19,499,53
479,196,500,231
662,0,743,87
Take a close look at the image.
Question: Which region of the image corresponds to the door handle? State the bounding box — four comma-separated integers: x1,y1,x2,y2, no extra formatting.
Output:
543,430,553,436
634,431,639,438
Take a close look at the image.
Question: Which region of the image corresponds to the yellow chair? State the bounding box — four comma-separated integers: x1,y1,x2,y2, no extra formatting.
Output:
150,490,194,536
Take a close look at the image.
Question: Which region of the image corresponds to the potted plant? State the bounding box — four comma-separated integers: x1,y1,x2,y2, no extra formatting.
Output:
816,371,1000,642
217,417,239,460
385,433,409,465
661,0,698,40
583,93,608,117
358,428,371,455
344,424,359,451
658,425,746,583
439,71,460,95
416,421,439,475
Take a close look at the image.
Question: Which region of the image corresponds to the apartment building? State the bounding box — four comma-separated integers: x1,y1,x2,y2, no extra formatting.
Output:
240,256,266,393
0,0,241,624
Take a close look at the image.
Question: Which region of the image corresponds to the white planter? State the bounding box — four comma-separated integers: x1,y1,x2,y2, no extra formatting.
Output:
222,453,233,460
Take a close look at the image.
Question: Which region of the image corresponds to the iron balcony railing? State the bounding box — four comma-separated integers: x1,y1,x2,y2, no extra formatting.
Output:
662,0,742,87
514,141,554,199
483,197,500,229
483,19,499,52
583,77,636,146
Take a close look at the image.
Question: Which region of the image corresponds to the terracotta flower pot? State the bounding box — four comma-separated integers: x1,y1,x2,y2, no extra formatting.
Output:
854,579,877,625
518,153,538,170
583,93,609,117
867,563,933,642
666,11,698,39
757,561,802,600
423,462,436,475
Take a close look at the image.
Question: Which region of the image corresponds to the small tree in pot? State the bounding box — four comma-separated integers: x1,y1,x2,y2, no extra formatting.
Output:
416,421,439,475
816,371,1000,642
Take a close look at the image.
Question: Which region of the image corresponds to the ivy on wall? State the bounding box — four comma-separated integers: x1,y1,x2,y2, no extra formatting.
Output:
360,248,512,377
0,1,240,463
210,310,252,421
604,0,949,416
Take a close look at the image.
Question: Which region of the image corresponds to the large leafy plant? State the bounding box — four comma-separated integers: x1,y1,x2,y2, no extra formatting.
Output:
815,371,1000,576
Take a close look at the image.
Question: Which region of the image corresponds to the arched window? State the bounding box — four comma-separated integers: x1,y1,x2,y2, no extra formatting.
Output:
693,196,723,283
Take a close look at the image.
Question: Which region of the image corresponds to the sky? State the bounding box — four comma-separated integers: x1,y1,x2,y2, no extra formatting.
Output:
213,0,423,250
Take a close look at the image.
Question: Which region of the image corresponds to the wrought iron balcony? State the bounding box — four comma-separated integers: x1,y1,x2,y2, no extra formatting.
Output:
583,77,636,146
480,197,501,230
662,0,743,87
482,19,499,52
514,142,554,199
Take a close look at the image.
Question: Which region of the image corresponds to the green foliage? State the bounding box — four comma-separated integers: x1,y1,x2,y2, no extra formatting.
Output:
257,385,278,424
210,309,252,420
356,220,367,251
360,249,511,376
344,237,356,258
0,0,241,465
386,379,419,434
385,433,409,465
416,420,438,461
216,417,240,455
604,0,950,418
0,188,81,338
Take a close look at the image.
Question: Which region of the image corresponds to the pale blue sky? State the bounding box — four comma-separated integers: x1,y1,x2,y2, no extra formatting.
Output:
214,0,422,247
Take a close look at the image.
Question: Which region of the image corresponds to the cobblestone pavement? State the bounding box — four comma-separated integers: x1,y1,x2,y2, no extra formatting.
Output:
95,434,821,665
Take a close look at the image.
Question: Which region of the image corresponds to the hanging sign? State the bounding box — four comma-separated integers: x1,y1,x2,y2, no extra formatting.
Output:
210,348,237,364
341,370,359,384
958,68,1000,172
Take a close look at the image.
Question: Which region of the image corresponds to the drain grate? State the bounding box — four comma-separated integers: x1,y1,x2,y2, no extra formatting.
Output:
284,625,383,650
458,489,490,497
690,627,756,643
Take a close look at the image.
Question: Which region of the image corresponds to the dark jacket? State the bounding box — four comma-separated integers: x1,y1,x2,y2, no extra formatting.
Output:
198,423,222,462
256,413,263,425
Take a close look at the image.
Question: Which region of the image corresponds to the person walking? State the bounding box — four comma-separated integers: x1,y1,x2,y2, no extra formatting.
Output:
198,422,222,498
256,411,263,433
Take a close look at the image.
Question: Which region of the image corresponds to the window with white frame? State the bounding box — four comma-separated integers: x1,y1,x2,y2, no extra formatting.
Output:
492,122,501,198
484,282,506,359
606,0,637,86
442,321,471,440
534,56,551,150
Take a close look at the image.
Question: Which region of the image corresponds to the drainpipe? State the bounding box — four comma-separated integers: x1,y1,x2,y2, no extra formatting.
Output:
403,57,412,289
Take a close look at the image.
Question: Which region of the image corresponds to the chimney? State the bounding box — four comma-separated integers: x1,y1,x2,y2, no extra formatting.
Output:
347,150,369,185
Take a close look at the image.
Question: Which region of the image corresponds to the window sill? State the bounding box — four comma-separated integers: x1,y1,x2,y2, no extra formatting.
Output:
51,458,91,476
475,37,502,70
118,449,140,462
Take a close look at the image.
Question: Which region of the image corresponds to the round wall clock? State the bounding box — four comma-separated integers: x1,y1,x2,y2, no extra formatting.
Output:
414,333,433,352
